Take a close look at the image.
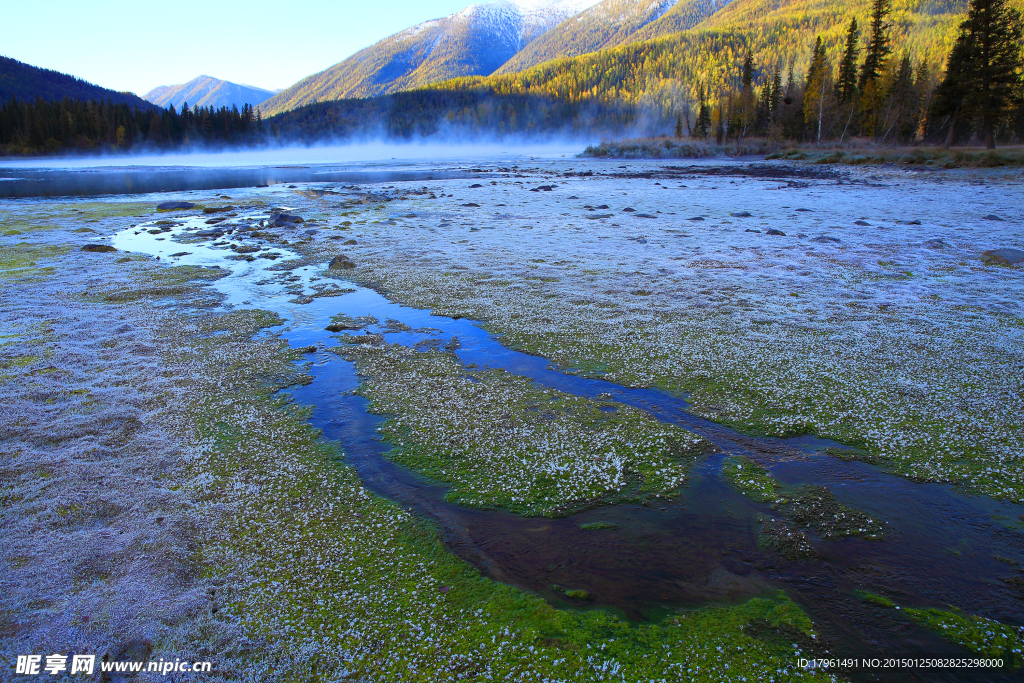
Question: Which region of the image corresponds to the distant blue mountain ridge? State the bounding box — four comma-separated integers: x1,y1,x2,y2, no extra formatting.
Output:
143,75,279,111
0,55,155,109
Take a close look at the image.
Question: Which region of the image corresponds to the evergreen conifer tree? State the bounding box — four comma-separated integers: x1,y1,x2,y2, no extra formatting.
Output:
836,18,860,104
932,0,1024,147
860,0,893,88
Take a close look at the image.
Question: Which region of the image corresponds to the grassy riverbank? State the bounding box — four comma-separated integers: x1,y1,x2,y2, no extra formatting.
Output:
582,137,1024,168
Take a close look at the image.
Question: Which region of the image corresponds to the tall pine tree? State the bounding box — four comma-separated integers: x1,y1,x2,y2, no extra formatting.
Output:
860,0,893,88
836,18,861,104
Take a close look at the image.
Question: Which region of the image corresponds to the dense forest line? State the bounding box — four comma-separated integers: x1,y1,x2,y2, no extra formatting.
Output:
265,89,646,141
669,0,1024,147
431,0,1024,147
0,98,265,155
1,0,1020,156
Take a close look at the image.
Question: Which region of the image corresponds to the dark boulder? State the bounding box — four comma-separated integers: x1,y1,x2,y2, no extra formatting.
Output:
767,228,786,236
983,214,1004,221
271,213,304,227
732,211,752,217
81,244,117,253
156,201,195,210
982,248,1024,266
203,206,234,214
329,255,356,270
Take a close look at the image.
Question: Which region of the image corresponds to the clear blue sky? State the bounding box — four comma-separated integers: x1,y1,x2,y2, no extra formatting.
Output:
3,1,479,96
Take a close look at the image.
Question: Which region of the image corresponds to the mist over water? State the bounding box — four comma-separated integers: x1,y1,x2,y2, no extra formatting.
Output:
0,139,592,170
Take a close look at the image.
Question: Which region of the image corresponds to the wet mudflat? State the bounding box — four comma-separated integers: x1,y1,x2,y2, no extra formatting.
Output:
10,154,1023,681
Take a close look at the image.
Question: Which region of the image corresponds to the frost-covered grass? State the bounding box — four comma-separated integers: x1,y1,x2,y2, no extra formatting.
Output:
338,343,710,516
173,321,833,680
724,455,782,503
1,195,839,682
724,456,885,549
904,608,1024,666
315,162,1024,503
768,145,1024,168
857,593,1024,666
583,137,780,159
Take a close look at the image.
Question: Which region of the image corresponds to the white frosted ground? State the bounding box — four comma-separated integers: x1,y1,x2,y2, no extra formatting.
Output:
310,160,1024,501
106,158,1024,502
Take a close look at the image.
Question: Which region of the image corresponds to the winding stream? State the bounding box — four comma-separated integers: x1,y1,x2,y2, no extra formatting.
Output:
113,201,1024,683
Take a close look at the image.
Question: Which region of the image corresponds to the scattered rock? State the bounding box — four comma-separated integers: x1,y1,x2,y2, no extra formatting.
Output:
462,203,480,207
922,238,946,249
745,229,761,233
811,235,841,243
203,206,234,214
906,219,922,225
767,228,786,236
635,213,656,219
329,255,356,270
622,207,636,212
195,229,223,237
325,314,377,332
530,184,556,192
469,183,483,188
585,214,614,220
689,216,704,222
854,219,871,226
156,201,195,210
732,211,752,217
795,208,812,212
271,213,304,227
595,204,610,210
982,248,1024,266
343,239,357,245
983,214,1004,221
81,244,117,253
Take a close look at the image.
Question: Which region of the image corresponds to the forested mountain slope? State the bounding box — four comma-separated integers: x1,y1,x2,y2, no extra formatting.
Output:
0,55,155,109
435,0,1012,116
494,0,687,74
261,0,599,115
